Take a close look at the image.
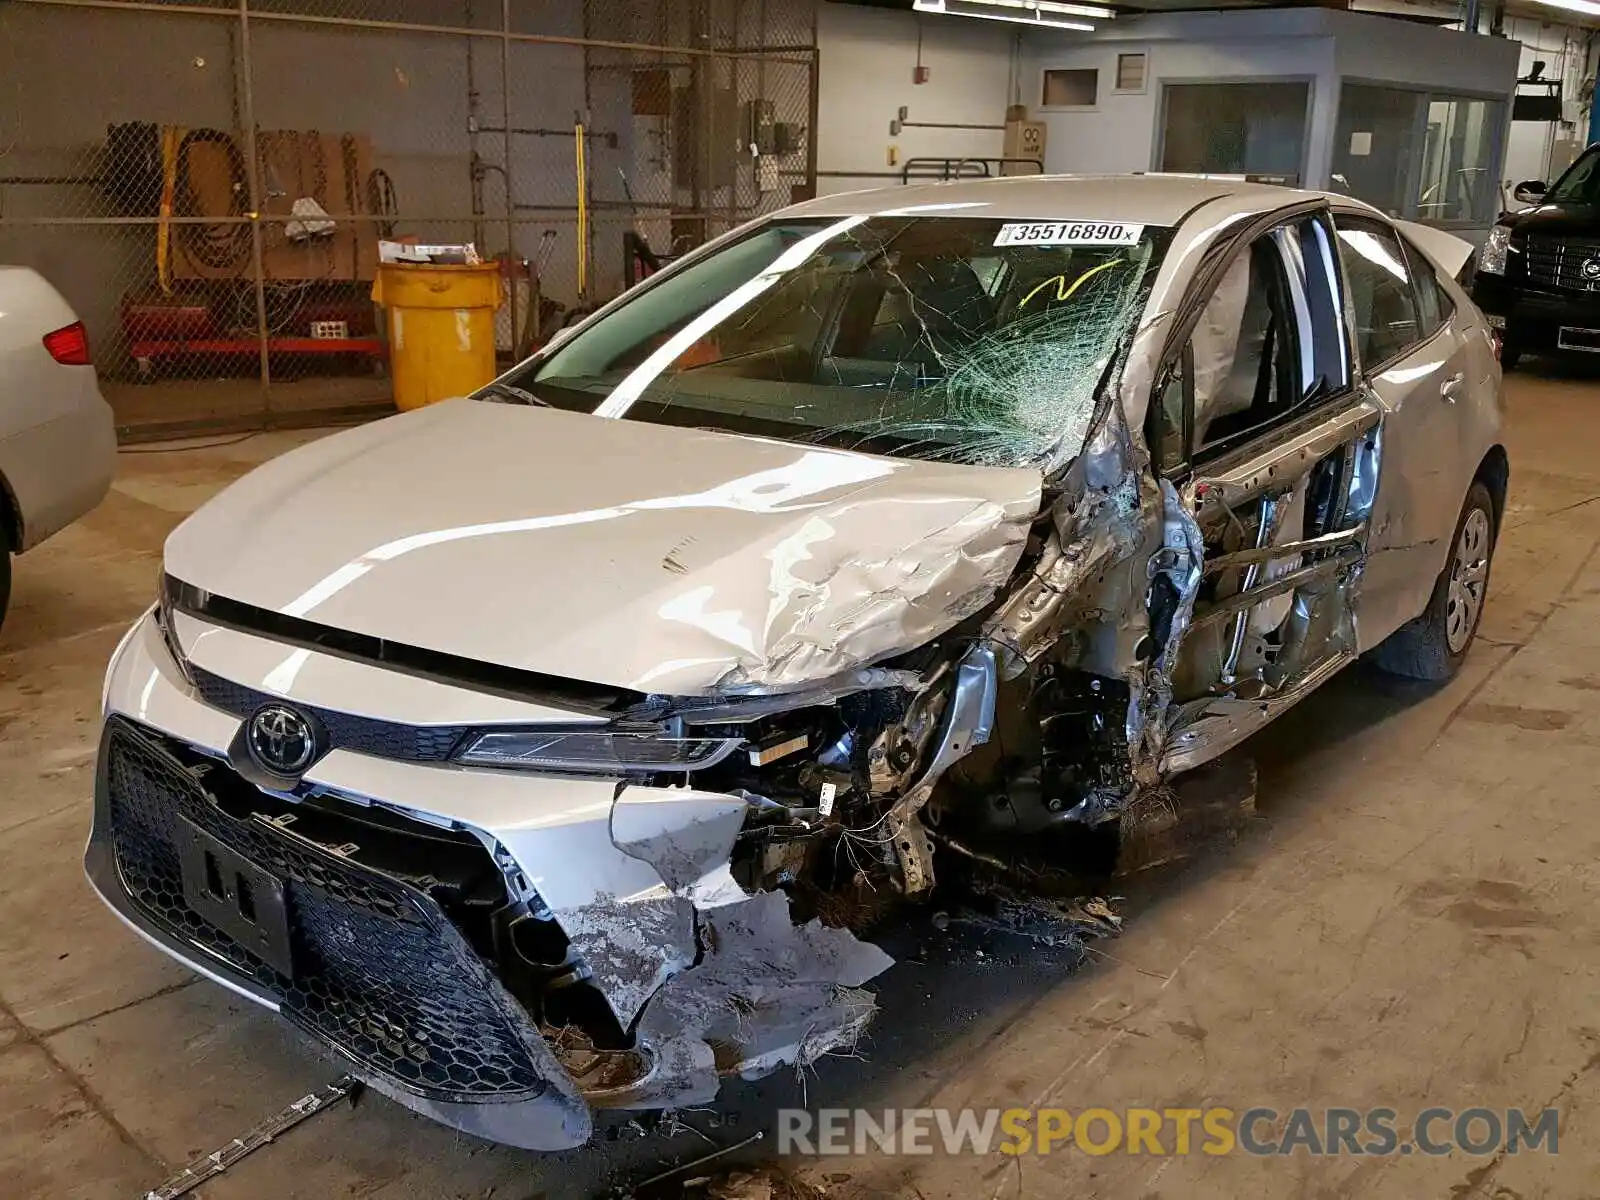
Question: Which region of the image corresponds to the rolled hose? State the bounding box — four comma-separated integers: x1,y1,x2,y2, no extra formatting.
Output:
174,129,251,272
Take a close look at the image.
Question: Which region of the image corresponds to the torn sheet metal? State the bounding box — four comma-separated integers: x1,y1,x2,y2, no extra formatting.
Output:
1163,651,1352,774
883,642,999,893
593,785,894,1109
982,396,1151,671
1127,477,1205,784
629,891,893,1109
556,788,752,1032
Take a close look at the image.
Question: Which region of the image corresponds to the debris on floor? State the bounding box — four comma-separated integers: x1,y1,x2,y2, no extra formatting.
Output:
1117,753,1258,875
682,1166,829,1200
622,1159,829,1200
945,890,1123,949
140,1075,361,1199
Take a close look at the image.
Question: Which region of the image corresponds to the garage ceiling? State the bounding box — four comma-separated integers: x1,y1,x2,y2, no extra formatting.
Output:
833,0,1600,23
832,0,1353,14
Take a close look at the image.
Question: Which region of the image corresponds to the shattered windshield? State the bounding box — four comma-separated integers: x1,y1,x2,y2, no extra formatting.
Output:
515,214,1169,469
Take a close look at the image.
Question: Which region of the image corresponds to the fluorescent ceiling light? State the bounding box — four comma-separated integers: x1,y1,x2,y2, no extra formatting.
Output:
1522,0,1600,15
949,0,1116,17
912,0,1111,31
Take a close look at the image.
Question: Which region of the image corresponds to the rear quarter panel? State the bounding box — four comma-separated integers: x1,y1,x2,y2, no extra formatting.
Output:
0,267,117,549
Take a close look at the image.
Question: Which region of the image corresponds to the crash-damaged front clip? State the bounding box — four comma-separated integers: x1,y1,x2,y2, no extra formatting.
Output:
94,177,1491,1155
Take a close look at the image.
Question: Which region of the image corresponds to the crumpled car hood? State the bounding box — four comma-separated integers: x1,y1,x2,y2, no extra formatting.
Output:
165,400,1042,695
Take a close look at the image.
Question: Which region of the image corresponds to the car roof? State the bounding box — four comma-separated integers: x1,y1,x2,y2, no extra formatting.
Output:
783,174,1323,227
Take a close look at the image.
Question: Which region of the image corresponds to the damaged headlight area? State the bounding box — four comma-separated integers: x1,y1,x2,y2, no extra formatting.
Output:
455,729,745,773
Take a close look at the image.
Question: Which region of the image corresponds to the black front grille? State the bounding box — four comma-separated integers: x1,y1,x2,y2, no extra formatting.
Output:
1523,236,1600,292
191,667,472,763
104,719,551,1101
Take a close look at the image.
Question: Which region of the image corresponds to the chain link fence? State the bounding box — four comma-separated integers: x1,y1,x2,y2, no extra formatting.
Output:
0,0,818,440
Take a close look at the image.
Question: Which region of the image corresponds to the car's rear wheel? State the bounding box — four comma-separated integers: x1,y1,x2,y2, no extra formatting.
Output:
1371,481,1496,682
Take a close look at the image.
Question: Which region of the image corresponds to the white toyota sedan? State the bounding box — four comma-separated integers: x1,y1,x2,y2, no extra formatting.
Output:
0,266,117,629
88,176,1505,1149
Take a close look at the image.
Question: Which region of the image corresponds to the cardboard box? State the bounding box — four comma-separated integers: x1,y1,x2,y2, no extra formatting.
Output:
1001,118,1048,176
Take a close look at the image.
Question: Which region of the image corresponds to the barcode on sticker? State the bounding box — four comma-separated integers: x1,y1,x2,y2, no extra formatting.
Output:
818,782,838,818
994,221,1144,247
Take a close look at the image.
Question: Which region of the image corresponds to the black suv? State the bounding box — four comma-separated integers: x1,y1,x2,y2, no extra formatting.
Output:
1473,144,1600,369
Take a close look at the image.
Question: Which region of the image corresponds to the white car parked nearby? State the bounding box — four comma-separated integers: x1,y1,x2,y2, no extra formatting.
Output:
0,266,118,628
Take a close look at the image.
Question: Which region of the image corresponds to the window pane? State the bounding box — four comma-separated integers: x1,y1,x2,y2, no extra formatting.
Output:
1402,237,1450,337
1545,147,1600,204
1043,68,1098,108
1336,221,1420,367
1415,97,1500,224
1331,84,1423,218
1160,83,1309,180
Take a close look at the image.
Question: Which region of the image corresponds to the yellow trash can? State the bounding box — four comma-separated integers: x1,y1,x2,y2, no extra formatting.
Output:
372,262,502,411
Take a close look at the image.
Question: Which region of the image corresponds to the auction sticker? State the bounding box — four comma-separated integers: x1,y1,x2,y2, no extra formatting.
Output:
993,221,1144,247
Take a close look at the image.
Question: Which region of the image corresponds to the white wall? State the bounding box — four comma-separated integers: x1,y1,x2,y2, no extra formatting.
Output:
1498,15,1591,191
1021,9,1522,194
815,2,1015,195
1022,14,1337,180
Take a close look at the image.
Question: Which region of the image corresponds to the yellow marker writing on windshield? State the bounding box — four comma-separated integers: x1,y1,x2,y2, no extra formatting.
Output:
1020,259,1126,309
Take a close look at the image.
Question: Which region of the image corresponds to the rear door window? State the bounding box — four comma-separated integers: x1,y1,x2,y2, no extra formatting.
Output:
1401,238,1454,340
1335,217,1421,369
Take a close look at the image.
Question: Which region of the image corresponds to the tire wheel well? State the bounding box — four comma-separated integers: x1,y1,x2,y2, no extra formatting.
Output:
0,471,19,553
1475,445,1509,536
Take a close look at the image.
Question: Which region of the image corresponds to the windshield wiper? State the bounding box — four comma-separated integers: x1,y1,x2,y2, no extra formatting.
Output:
480,380,550,406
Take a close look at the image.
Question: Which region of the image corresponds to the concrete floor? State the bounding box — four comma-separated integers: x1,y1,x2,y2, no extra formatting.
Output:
2,370,1598,1199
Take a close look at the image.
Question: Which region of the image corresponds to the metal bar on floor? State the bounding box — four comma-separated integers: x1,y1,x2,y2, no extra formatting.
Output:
139,1075,361,1200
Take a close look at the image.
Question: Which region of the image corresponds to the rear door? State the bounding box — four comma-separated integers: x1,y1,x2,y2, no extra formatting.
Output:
1332,213,1475,647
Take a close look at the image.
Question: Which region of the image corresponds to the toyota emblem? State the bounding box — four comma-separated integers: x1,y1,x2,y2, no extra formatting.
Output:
1583,256,1600,282
246,704,319,777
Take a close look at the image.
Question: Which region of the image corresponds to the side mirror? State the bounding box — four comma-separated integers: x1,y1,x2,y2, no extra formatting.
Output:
1512,180,1548,204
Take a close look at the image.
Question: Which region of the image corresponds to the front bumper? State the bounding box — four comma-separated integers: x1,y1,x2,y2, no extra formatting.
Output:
84,611,678,1149
1471,273,1600,352
85,716,591,1149
87,608,893,1147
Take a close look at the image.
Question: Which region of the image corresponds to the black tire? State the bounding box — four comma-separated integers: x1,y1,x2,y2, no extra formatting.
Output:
1370,481,1496,682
